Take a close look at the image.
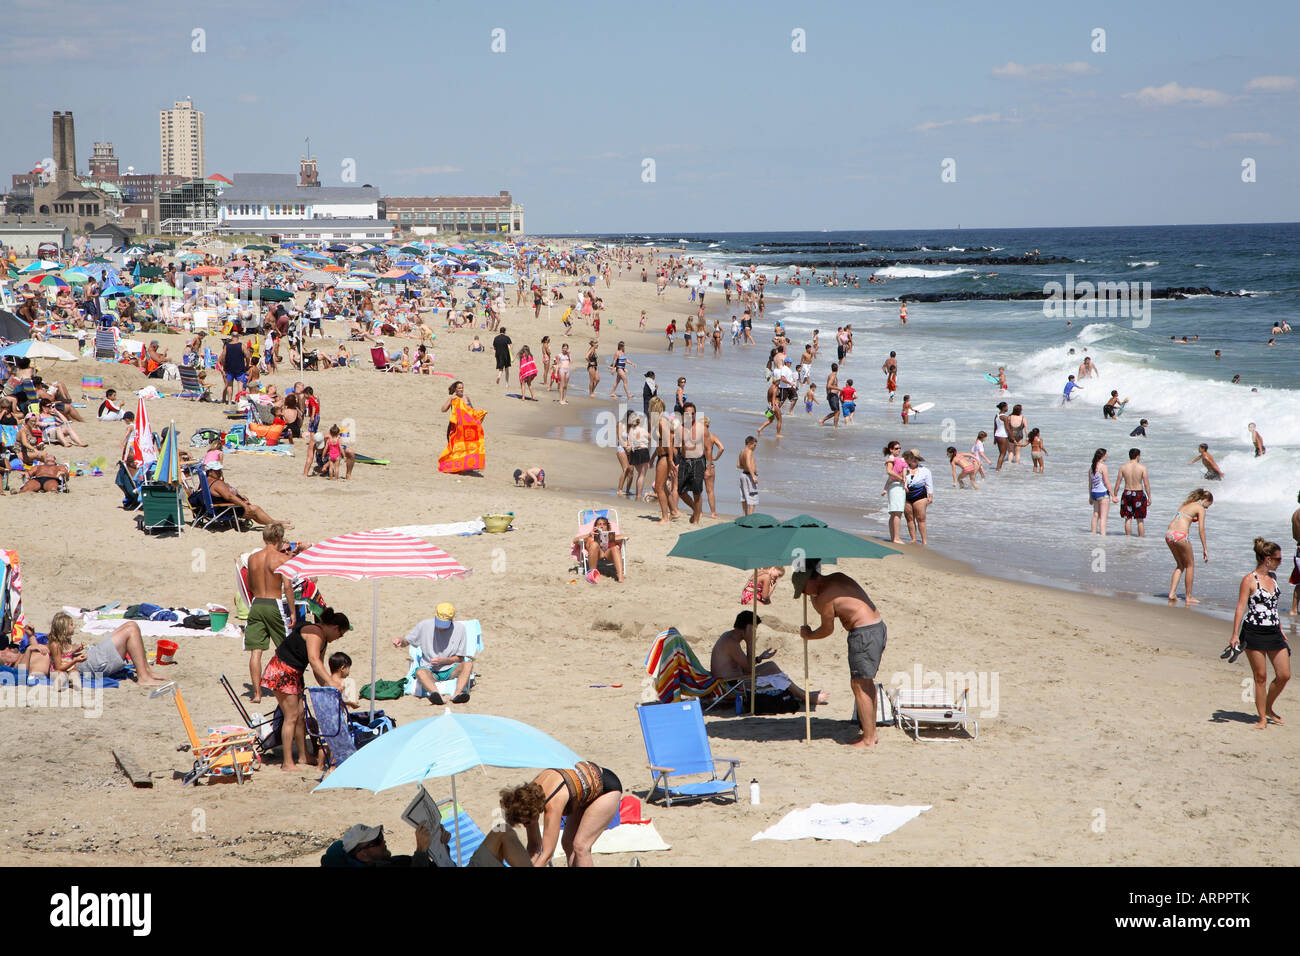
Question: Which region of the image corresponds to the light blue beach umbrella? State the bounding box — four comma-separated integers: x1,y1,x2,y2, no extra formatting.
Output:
101,283,133,298
314,711,583,864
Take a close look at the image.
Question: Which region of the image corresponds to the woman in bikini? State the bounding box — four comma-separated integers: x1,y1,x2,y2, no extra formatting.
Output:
1230,537,1291,729
585,341,600,396
648,396,680,522
555,343,572,405
1088,448,1115,534
540,336,553,390
1165,488,1213,604
499,760,622,867
608,341,634,401
741,566,785,605
683,316,694,352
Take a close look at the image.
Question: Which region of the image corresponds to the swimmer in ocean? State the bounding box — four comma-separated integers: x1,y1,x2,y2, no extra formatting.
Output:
1190,443,1224,481
1249,423,1266,457
1062,374,1082,404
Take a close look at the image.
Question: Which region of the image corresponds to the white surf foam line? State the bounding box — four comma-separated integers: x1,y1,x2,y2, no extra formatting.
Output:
872,266,972,279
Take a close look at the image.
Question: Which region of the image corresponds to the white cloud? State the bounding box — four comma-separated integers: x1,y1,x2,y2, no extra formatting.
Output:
1245,75,1298,92
237,93,259,104
992,61,1096,80
913,112,1013,132
1122,82,1231,106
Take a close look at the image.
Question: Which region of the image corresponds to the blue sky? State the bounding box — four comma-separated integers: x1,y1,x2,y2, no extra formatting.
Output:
2,0,1296,231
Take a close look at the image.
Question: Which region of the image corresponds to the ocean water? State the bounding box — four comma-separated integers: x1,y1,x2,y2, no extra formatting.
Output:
580,224,1300,619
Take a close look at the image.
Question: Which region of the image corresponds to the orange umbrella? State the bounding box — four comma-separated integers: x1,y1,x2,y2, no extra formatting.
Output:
321,264,345,273
187,266,223,277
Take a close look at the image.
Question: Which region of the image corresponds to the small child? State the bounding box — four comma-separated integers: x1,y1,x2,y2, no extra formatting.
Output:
513,467,546,488
803,383,819,414
400,346,413,372
971,430,992,479
665,320,676,351
203,438,223,471
639,309,647,329
331,651,360,709
325,424,344,480
901,394,913,425
840,380,857,422
1028,428,1047,473
561,306,574,334
469,336,484,352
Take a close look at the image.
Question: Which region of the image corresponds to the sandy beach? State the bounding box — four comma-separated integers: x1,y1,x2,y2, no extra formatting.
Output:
2,258,1296,869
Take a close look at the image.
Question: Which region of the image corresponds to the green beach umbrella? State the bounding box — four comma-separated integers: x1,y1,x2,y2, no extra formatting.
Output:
254,288,293,302
668,513,899,737
132,282,182,297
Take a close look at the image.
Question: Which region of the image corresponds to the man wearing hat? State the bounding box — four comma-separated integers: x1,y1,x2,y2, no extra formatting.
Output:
322,823,434,867
710,610,828,708
392,603,473,704
793,561,887,748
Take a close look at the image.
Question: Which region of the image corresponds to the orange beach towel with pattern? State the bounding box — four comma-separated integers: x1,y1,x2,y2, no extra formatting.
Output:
438,398,487,473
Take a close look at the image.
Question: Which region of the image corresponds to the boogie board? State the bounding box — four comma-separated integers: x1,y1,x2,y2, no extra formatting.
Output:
1114,400,1129,417
911,402,935,415
983,373,1000,384
354,453,390,465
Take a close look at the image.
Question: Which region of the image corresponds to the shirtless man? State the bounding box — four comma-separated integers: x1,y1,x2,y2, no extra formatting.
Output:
738,436,758,515
1077,355,1098,380
10,452,67,494
1249,423,1266,457
821,363,842,427
756,379,782,437
795,561,887,748
205,462,290,528
676,403,709,524
710,611,828,707
1115,448,1152,537
1189,443,1224,481
881,351,898,404
244,522,301,702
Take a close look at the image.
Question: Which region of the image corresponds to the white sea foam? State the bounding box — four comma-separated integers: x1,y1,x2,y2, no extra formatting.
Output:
873,265,972,279
1128,260,1159,267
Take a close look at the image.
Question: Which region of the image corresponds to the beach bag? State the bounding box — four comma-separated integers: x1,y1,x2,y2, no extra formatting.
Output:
181,613,211,630
848,683,896,727
350,711,396,748
359,679,406,701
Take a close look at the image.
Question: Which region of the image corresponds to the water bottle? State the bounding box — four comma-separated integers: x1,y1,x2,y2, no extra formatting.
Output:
750,779,760,805
735,693,743,716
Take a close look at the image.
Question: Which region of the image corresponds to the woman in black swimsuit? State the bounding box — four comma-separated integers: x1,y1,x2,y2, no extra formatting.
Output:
585,341,600,396
500,760,622,867
1229,537,1291,729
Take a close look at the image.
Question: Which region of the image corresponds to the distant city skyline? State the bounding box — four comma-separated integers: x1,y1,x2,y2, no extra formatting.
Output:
1,0,1295,232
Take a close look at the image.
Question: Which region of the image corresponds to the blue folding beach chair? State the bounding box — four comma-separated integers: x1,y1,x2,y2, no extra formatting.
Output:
436,798,489,867
305,686,356,769
192,467,246,532
637,698,741,807
115,460,143,510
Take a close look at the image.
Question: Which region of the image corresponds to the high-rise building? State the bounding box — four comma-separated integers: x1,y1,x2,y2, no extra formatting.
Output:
159,99,205,179
89,142,119,179
52,111,76,190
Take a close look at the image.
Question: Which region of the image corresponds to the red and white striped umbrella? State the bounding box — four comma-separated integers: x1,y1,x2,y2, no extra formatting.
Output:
277,530,471,716
132,396,156,469
277,529,469,583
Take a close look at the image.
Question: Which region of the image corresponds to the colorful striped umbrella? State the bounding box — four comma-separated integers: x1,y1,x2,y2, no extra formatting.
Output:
152,421,180,485
278,530,471,716
27,274,69,289
132,396,156,469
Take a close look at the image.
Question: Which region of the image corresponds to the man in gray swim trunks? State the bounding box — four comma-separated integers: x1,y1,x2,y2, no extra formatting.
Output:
794,561,887,748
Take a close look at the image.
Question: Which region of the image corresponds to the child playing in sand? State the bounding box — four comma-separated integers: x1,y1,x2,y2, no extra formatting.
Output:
1028,428,1047,473
331,652,360,710
803,383,818,414
972,431,992,480
469,336,485,352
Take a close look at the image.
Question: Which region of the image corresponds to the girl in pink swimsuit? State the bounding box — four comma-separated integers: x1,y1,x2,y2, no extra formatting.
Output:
1165,489,1213,604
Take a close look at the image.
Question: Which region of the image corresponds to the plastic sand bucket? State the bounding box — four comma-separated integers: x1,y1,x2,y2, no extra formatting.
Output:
156,639,179,664
209,610,230,632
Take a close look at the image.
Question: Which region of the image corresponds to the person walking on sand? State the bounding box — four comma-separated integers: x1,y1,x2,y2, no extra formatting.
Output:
795,561,888,748
883,441,907,542
1115,448,1151,537
1165,488,1213,604
1229,537,1291,729
738,435,759,516
1088,448,1115,535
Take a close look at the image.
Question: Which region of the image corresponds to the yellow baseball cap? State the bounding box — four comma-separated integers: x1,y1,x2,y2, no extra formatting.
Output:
435,602,455,621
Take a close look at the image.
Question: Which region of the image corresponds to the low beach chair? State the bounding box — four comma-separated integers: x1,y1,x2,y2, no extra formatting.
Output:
114,460,143,510
435,798,490,866
369,346,399,372
637,698,740,807
177,363,210,401
571,508,630,580
403,619,483,699
94,327,118,362
892,687,978,742
80,376,104,400
643,627,743,712
305,686,356,769
152,682,259,786
192,467,246,532
219,673,281,755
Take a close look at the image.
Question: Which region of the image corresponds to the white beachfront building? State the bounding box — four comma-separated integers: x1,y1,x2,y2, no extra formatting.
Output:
214,161,393,241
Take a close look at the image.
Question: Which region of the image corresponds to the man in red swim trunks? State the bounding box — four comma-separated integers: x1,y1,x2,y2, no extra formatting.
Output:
1115,448,1152,537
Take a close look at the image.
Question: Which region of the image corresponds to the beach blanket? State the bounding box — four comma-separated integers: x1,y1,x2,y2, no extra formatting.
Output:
225,446,294,456
751,804,931,844
380,521,485,538
592,822,671,854
2,666,125,688
74,613,241,640
438,398,486,473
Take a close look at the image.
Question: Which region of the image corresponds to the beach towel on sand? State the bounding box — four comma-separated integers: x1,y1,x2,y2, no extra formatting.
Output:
752,804,930,844
438,398,486,474
359,679,406,701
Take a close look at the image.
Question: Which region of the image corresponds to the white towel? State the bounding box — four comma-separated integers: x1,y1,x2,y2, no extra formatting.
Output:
380,521,485,537
592,822,671,854
752,804,930,844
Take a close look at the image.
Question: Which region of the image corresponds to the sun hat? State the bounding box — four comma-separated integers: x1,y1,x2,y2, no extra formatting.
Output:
342,824,383,854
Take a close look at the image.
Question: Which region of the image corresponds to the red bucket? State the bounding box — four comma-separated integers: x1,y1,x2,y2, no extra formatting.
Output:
156,639,179,665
